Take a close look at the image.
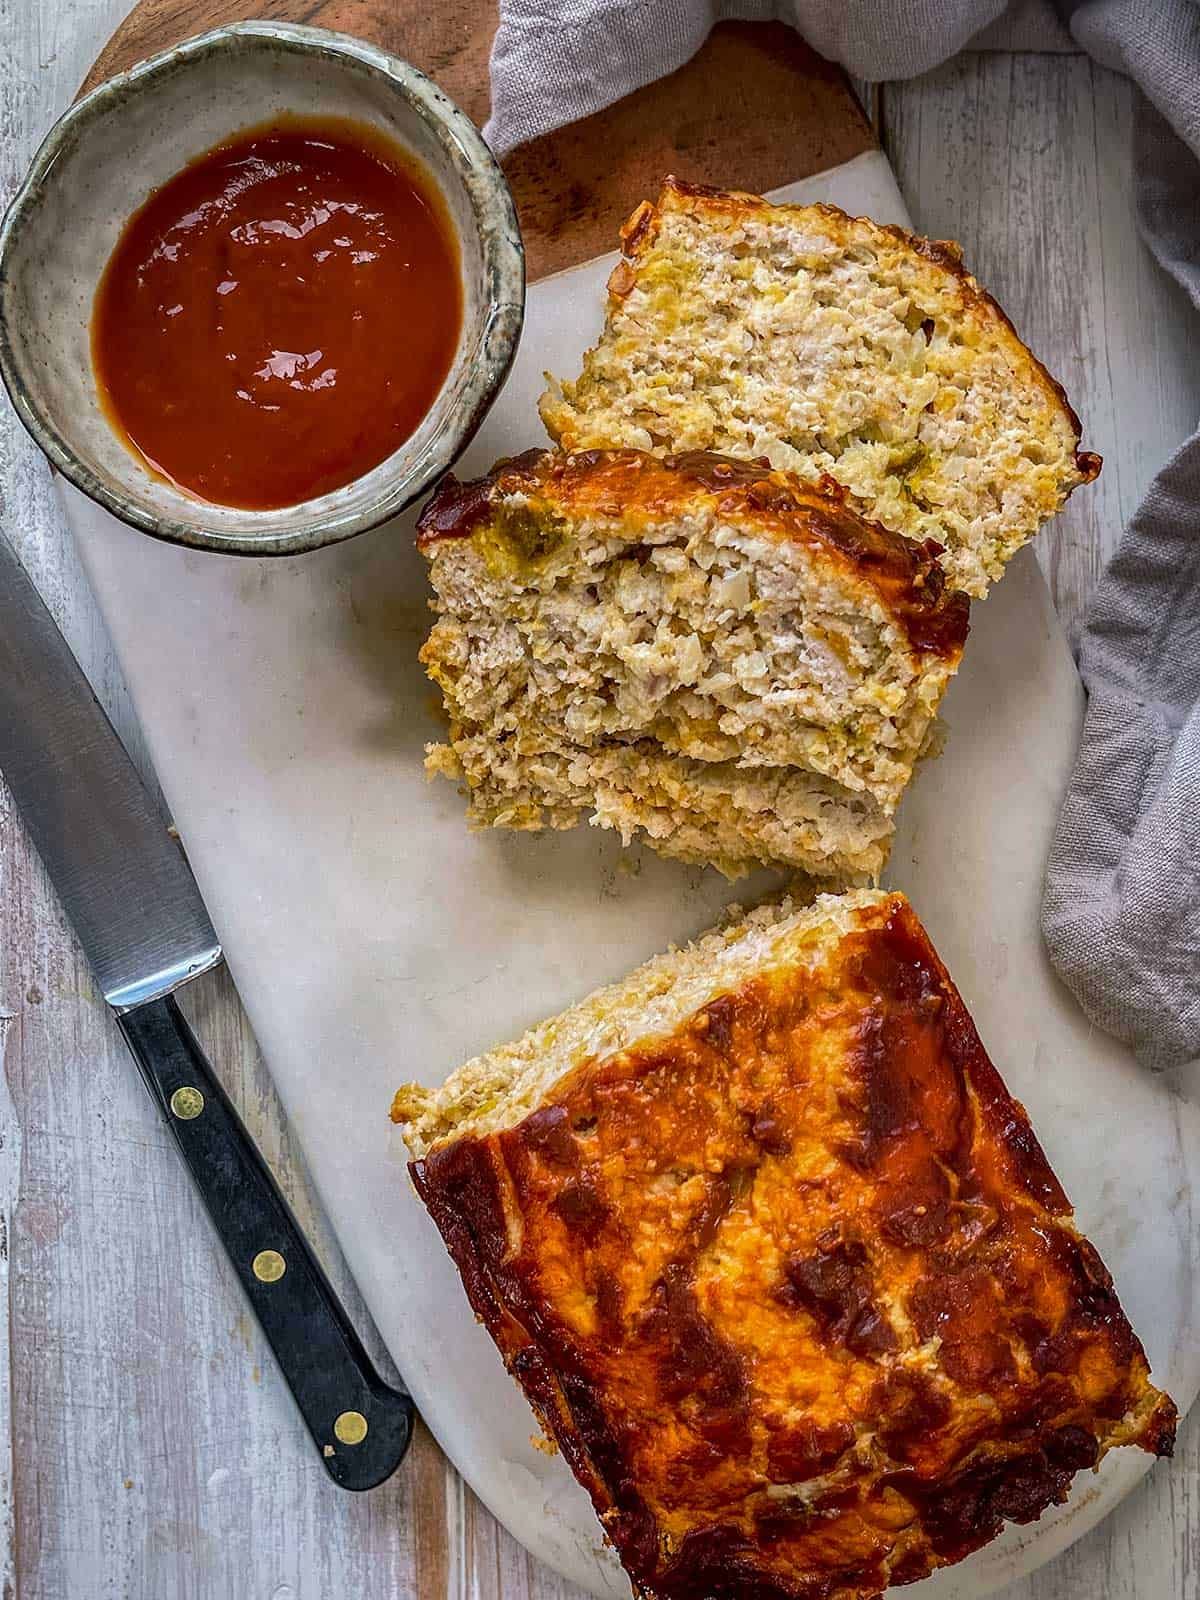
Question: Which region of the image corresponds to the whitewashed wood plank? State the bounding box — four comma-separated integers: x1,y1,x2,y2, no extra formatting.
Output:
0,1004,18,1600
884,50,1200,1600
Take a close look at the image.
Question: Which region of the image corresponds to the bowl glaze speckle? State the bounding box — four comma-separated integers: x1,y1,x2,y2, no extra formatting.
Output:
0,22,525,556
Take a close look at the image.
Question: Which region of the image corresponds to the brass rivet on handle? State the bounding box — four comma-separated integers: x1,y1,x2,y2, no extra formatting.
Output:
334,1410,368,1446
252,1249,286,1283
170,1085,204,1120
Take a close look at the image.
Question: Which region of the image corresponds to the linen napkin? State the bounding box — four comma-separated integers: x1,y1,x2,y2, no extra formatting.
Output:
486,0,1200,1073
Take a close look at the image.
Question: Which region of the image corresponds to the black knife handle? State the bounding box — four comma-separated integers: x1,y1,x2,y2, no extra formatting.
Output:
118,993,414,1490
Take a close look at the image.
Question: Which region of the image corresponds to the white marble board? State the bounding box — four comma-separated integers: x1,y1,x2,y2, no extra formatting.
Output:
60,149,1200,1598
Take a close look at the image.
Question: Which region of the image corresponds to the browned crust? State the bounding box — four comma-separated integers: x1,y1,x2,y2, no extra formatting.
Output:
417,448,970,660
615,177,1101,487
414,447,548,545
409,894,1173,1600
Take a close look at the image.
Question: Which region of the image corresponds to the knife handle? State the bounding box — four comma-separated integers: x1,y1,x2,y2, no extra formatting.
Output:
118,994,415,1491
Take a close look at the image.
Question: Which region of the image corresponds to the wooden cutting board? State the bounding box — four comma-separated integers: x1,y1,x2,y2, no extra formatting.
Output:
81,5,874,279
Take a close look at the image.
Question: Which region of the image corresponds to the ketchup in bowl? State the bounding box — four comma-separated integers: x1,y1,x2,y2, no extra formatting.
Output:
91,117,462,510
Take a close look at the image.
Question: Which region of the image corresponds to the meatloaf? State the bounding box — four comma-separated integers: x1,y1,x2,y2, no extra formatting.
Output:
540,179,1100,598
417,449,968,880
394,889,1174,1600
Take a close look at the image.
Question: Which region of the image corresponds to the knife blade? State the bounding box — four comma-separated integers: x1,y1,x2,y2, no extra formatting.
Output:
0,527,414,1489
0,532,220,1008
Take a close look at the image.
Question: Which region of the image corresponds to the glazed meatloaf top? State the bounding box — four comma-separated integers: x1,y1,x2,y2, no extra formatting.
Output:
418,447,970,661
397,890,1174,1600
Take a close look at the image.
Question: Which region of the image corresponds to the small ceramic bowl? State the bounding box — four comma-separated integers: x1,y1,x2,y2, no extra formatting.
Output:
0,22,524,556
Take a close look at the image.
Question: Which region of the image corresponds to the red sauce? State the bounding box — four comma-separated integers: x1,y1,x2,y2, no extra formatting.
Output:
91,117,462,510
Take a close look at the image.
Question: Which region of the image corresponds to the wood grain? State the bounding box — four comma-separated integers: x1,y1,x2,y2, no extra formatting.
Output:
83,0,498,124
1,6,1198,1597
499,22,872,279
80,7,872,281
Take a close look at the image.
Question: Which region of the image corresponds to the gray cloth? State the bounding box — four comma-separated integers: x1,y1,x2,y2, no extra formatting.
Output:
1044,2,1200,1071
486,0,1200,1072
484,0,1064,156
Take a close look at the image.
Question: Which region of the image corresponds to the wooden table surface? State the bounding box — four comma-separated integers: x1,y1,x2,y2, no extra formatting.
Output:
2,6,1198,1597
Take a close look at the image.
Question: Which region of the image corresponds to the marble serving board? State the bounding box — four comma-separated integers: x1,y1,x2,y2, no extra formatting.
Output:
62,149,1199,1597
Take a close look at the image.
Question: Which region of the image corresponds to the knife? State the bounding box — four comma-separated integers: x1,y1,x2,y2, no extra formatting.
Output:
0,527,414,1490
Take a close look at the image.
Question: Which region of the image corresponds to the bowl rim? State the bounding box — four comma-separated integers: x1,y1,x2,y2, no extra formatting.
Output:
0,19,525,557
